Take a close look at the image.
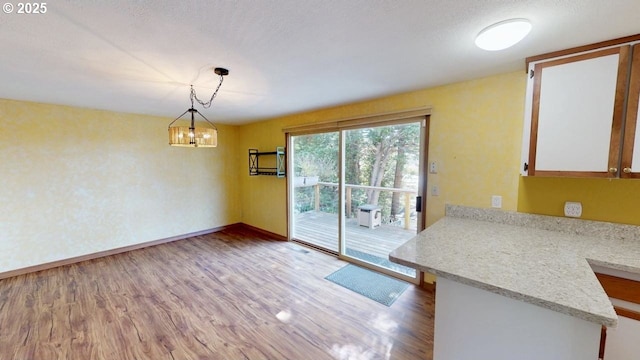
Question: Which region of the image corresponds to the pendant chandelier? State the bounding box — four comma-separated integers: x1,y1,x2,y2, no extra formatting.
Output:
168,67,229,147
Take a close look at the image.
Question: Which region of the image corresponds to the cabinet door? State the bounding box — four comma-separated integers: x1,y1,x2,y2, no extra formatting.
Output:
621,44,640,178
528,46,630,177
595,270,640,360
604,313,640,360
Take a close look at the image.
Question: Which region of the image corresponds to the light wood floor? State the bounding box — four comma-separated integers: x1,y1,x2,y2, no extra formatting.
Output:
0,226,434,359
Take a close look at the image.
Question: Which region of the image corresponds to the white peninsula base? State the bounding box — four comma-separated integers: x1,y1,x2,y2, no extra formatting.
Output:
434,278,601,360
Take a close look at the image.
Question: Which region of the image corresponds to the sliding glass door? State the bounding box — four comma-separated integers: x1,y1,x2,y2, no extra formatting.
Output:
341,123,421,278
290,132,340,252
289,119,427,282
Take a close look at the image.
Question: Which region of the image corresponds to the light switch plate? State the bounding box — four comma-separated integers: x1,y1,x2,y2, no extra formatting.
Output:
564,202,582,218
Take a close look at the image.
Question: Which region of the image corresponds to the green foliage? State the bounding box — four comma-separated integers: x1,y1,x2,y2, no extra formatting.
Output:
293,132,338,182
292,122,420,223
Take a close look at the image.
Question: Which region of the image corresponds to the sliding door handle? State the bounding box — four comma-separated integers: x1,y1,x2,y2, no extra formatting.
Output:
415,196,422,212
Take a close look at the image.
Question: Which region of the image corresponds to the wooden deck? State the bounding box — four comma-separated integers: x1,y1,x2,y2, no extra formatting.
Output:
293,211,416,265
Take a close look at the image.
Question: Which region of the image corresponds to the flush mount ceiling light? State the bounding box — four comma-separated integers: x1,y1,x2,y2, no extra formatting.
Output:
475,19,532,51
168,67,229,148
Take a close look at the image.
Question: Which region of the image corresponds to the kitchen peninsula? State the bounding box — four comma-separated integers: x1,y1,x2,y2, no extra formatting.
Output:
390,205,640,360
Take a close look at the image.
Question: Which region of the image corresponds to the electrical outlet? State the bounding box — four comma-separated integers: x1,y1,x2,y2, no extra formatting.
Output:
564,202,582,218
429,161,437,174
491,195,502,208
431,185,439,196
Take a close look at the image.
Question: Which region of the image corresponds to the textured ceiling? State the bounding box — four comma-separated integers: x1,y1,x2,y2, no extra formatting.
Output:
0,0,639,124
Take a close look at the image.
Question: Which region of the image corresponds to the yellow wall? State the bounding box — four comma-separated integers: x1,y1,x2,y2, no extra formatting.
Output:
238,68,640,233
9,66,637,275
0,98,241,273
518,177,640,225
239,71,527,236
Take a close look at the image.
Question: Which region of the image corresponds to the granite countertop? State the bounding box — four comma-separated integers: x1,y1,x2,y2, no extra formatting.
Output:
389,205,640,327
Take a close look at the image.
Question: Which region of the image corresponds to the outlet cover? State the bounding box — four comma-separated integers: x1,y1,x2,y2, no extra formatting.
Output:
429,161,437,174
431,185,439,196
564,202,582,218
491,195,502,208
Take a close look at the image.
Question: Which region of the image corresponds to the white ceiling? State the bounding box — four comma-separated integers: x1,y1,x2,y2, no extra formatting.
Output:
1,0,638,124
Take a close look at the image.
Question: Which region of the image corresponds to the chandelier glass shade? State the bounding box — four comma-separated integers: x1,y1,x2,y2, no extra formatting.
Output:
168,108,218,147
168,67,228,148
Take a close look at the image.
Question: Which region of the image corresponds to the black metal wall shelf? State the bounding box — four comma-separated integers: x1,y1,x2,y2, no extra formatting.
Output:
249,147,286,177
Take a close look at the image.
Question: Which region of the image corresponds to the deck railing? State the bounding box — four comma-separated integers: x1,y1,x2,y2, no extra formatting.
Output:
308,181,416,230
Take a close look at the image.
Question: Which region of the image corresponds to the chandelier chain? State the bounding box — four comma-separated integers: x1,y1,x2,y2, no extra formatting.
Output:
190,73,225,109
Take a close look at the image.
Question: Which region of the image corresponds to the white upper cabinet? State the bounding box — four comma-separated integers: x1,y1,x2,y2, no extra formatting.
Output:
621,45,640,178
521,37,640,178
